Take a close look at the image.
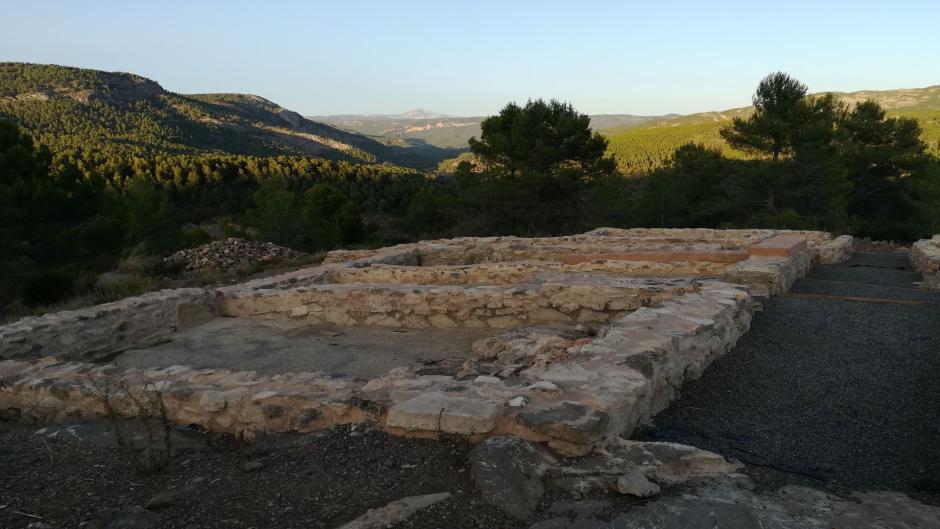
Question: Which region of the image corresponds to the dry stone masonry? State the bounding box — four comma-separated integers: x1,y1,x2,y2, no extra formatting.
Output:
0,228,853,455
911,235,940,289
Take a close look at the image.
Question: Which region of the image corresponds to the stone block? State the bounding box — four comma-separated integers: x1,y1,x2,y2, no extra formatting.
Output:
386,392,499,435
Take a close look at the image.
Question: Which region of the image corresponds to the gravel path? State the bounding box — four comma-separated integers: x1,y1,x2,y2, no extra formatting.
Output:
637,252,940,500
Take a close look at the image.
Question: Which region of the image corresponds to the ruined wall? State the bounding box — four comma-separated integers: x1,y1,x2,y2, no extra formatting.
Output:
816,235,854,264
0,281,753,456
0,228,834,455
219,275,698,329
911,235,940,288
327,260,733,286
0,288,219,363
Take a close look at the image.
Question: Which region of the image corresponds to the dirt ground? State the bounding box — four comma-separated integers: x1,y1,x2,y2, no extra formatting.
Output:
0,419,532,529
114,319,494,378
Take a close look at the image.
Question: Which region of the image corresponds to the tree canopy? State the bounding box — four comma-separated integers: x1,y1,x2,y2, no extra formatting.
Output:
469,99,615,178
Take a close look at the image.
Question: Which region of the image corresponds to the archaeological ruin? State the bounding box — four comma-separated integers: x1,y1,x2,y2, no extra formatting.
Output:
0,228,858,457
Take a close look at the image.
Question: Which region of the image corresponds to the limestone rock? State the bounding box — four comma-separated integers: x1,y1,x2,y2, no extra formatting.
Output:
615,469,660,497
386,392,498,435
338,492,451,529
469,436,555,520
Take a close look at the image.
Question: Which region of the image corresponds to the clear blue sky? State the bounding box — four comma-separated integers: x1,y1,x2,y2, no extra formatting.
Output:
2,0,938,116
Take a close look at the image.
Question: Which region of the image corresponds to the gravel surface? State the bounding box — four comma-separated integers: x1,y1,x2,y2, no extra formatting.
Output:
637,252,940,501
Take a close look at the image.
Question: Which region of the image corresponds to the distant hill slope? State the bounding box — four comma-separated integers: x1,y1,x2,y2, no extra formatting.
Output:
313,112,667,151
0,63,450,169
605,85,940,175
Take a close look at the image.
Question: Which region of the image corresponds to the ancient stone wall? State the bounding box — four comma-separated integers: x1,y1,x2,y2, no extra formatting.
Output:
0,289,219,363
219,275,698,329
0,228,842,455
911,235,940,288
816,235,854,264
0,281,752,456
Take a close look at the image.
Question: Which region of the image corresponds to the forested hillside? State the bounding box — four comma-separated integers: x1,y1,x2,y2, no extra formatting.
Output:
0,63,448,169
605,85,940,174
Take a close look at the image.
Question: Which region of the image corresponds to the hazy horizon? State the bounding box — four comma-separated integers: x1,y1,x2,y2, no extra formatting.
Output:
2,0,939,117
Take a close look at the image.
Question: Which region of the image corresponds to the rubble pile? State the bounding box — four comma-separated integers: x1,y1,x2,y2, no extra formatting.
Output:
164,238,304,273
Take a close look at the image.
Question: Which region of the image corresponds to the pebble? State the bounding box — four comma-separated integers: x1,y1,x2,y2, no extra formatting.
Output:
145,491,177,510
243,461,265,472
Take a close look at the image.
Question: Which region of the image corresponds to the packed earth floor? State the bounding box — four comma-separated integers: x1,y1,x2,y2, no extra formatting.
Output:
638,251,940,501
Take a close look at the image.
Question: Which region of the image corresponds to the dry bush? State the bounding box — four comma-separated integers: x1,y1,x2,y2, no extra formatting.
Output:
83,375,172,474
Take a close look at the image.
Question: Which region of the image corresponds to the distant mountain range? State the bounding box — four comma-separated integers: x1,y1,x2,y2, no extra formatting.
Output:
2,63,935,176
0,63,457,169
311,111,673,150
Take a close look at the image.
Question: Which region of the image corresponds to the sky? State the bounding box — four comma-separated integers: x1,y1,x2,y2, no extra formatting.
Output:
2,0,939,117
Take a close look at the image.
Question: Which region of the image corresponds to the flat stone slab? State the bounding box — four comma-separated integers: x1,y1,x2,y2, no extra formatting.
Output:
748,234,809,258
386,392,499,435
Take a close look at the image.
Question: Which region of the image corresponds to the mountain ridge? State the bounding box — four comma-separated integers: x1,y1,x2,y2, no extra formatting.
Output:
603,84,940,174
0,63,456,169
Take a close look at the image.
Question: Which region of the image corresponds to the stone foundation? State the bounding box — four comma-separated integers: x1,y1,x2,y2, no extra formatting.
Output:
219,274,697,329
0,281,750,455
0,228,839,454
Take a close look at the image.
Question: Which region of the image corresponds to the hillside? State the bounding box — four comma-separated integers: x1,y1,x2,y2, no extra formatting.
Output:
0,63,448,169
605,85,940,174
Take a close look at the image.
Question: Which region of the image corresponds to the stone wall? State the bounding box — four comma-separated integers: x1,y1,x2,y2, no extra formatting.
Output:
327,260,733,286
0,228,833,455
910,235,940,288
816,235,854,264
0,281,752,456
0,288,219,363
219,274,698,329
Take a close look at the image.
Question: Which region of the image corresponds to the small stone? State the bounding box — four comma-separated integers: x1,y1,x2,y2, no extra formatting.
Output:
91,506,159,529
290,306,309,318
144,491,177,510
474,375,501,385
337,492,451,529
525,381,560,392
243,460,265,472
616,470,660,497
507,396,529,407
